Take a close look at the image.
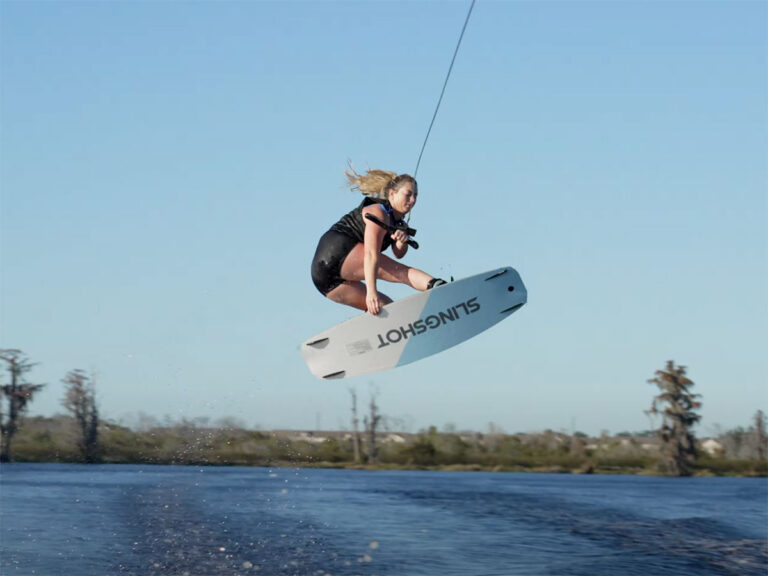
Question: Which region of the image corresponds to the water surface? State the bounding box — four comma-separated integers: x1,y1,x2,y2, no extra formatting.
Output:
1,464,766,575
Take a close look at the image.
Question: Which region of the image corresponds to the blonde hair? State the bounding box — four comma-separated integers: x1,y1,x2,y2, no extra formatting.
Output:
344,165,417,200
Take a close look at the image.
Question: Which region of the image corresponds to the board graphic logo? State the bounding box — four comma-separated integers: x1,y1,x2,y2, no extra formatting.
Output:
376,297,481,348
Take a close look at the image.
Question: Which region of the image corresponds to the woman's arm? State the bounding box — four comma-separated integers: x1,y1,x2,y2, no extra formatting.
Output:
362,205,388,314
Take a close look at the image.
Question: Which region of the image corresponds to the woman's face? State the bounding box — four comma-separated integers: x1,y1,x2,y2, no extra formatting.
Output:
389,181,418,215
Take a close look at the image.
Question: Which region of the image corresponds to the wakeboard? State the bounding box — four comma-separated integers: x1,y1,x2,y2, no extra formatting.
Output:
301,266,527,379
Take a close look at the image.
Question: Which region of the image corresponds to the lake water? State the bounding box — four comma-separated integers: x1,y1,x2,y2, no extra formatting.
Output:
1,464,766,576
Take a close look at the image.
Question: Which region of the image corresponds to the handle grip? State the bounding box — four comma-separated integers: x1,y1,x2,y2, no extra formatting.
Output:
364,213,419,250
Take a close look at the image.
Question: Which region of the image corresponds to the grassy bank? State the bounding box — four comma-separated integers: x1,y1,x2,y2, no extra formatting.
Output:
5,416,767,477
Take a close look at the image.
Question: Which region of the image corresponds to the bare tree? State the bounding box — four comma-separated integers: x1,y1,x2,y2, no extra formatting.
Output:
61,369,101,463
717,426,749,459
363,390,382,464
646,360,702,476
485,422,505,452
752,410,767,461
0,349,45,462
569,433,587,458
349,388,362,464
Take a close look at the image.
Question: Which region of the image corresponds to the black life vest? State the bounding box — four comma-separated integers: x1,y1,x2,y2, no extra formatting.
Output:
329,197,403,252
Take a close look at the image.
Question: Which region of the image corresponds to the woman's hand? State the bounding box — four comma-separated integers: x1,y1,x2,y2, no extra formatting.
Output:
366,289,382,315
391,229,409,246
391,229,409,258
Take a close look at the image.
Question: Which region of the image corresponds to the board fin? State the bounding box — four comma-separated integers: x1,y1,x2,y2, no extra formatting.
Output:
500,303,525,314
485,269,508,281
306,337,330,348
322,370,346,380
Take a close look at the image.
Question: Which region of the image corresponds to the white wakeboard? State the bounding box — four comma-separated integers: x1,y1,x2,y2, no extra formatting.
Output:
301,266,527,379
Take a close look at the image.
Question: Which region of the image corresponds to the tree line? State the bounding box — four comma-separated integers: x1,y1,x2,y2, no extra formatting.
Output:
1,350,766,476
1,349,99,463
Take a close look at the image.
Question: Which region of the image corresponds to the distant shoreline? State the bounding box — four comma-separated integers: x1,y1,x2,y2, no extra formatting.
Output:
2,459,766,478
6,415,767,477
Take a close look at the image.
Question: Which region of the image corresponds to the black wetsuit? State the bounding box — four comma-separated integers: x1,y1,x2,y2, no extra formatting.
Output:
311,197,401,295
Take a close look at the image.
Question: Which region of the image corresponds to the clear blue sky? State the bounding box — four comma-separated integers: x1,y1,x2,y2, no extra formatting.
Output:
1,0,766,436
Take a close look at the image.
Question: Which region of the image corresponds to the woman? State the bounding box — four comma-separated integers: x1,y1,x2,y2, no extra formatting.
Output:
311,167,445,315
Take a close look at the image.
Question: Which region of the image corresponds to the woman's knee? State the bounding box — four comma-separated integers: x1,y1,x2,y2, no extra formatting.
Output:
377,257,409,282
326,282,367,310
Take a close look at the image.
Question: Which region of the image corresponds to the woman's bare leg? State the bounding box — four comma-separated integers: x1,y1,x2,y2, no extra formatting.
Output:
339,244,433,290
325,281,393,311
